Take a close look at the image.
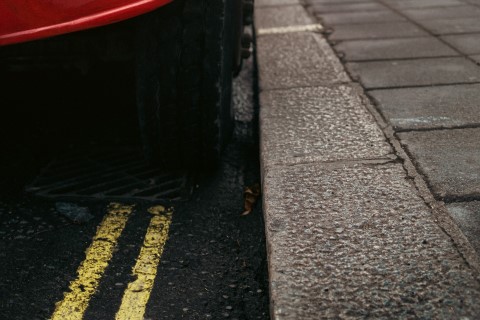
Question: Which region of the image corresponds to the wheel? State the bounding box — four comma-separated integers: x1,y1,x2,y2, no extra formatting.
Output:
135,0,242,171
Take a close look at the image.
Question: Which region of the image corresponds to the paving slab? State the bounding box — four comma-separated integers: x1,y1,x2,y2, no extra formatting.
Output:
256,0,300,7
317,10,405,25
264,162,480,319
335,37,457,61
310,2,387,13
254,5,314,30
329,21,428,41
472,55,480,64
442,34,480,55
402,5,480,20
347,57,480,89
369,84,480,130
398,128,480,199
256,32,348,90
447,201,480,255
260,85,392,167
307,0,371,3
419,17,480,35
384,0,465,9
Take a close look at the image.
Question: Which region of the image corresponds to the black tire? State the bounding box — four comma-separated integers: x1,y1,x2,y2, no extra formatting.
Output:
135,0,239,171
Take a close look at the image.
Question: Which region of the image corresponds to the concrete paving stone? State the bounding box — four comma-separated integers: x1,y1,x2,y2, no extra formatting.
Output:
384,0,465,9
318,11,406,26
306,0,370,3
263,162,480,319
347,57,480,89
369,84,480,130
256,0,300,7
398,128,480,199
447,201,480,255
419,17,480,35
335,37,458,61
442,33,480,55
309,2,387,13
260,85,392,167
329,21,428,41
256,32,349,90
403,5,480,20
254,5,314,31
472,55,480,64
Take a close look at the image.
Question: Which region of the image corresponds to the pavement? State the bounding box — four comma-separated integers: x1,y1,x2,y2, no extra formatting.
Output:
255,0,480,318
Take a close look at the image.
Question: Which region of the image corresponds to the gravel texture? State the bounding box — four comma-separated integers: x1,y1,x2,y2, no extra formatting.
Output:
264,162,480,319
260,85,392,167
254,5,314,30
256,32,349,91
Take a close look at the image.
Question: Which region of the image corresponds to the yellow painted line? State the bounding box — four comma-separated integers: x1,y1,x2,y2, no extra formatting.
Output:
115,205,173,320
51,203,134,320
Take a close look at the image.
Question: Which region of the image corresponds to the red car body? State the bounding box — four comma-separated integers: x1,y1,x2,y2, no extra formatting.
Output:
1,0,252,169
0,0,173,46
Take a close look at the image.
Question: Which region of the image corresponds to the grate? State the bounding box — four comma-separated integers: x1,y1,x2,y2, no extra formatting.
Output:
26,147,191,201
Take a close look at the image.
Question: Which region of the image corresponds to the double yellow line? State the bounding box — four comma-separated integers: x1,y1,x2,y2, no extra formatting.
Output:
51,203,173,320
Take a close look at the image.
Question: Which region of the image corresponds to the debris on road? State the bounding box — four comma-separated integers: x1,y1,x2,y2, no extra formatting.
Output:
241,183,260,216
55,202,94,224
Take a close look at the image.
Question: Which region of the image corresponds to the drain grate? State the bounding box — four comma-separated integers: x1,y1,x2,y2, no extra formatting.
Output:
26,147,191,201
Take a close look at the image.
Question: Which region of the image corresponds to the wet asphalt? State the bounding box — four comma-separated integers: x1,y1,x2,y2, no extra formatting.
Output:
0,56,269,319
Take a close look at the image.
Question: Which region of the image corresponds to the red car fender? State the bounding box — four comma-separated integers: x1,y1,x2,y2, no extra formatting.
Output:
0,0,173,46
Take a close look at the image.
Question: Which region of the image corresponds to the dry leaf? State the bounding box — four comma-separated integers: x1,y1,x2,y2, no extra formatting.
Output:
241,183,261,216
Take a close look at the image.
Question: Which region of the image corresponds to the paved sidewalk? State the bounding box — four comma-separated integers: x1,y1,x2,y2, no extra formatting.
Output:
255,0,480,318
309,0,480,254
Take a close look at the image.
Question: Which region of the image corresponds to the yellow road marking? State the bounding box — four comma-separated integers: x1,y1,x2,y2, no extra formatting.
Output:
51,203,134,320
115,205,173,320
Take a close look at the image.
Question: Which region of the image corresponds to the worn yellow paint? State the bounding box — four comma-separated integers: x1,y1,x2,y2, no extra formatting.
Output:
115,205,173,320
51,203,134,320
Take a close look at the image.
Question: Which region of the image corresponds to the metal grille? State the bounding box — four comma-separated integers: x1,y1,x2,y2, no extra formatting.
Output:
26,147,191,201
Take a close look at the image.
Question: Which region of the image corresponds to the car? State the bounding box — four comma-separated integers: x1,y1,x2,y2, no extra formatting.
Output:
0,0,254,170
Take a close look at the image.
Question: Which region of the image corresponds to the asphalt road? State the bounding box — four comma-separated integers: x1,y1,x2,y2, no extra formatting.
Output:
0,56,269,319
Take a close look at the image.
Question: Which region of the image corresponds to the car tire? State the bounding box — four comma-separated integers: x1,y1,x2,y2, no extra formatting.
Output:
135,0,239,171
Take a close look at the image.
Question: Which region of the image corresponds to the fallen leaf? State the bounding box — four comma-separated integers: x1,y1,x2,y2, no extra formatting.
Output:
241,183,261,216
